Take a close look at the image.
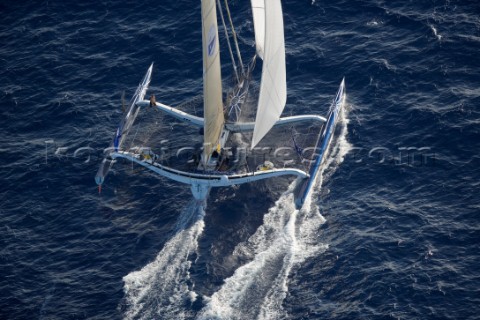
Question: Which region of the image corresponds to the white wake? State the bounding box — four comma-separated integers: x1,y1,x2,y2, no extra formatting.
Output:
198,107,351,320
122,200,206,320
121,107,351,320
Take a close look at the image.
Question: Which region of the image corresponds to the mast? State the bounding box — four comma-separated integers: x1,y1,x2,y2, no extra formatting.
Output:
251,0,287,148
201,0,224,164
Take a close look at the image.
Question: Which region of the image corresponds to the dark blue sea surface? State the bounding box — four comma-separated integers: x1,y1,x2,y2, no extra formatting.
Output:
1,0,479,319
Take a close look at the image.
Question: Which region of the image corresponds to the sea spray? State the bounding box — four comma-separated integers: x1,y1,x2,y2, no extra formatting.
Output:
197,192,299,320
122,199,206,320
199,105,351,319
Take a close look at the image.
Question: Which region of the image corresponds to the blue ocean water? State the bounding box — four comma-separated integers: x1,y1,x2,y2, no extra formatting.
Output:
1,0,479,319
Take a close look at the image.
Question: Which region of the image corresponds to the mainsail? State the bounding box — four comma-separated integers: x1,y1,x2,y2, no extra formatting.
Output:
202,0,224,163
251,0,287,148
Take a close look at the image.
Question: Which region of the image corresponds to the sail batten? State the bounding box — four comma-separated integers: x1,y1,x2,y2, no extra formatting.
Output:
202,0,224,163
251,0,286,148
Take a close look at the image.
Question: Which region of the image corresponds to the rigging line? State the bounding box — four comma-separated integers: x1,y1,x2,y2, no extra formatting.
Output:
223,0,244,74
129,114,143,151
217,0,239,83
309,123,324,172
290,128,301,153
290,127,309,172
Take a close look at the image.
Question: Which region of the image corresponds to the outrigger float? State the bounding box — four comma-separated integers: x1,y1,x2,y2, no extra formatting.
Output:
95,0,346,209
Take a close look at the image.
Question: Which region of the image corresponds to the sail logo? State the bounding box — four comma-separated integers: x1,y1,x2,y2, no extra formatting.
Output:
207,24,216,57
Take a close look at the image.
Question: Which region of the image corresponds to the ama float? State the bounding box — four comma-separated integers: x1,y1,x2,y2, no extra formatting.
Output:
95,0,346,209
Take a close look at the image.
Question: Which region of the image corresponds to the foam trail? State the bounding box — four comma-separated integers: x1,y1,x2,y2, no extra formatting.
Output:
198,105,351,319
122,199,206,320
197,191,299,320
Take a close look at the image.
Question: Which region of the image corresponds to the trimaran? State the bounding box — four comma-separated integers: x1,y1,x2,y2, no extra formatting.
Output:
95,0,346,209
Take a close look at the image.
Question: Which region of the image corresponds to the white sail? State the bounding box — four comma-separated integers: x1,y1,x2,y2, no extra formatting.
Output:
251,0,265,60
251,0,286,148
202,0,224,162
